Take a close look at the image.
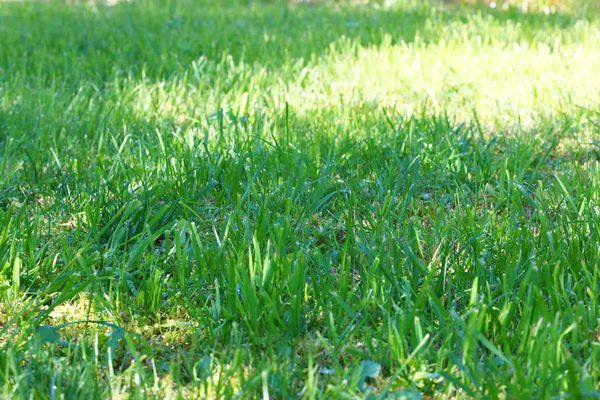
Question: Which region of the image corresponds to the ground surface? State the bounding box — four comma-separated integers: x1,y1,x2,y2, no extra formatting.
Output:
1,0,600,398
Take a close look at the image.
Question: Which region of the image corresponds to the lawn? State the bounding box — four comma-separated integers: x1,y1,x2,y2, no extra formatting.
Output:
1,0,600,398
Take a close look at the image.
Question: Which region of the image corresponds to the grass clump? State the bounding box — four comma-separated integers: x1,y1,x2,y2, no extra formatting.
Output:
1,0,600,398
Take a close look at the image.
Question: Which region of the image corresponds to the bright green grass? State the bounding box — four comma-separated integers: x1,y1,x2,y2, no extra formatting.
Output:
1,0,600,398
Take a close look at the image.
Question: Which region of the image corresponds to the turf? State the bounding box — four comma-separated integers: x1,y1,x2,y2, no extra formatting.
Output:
1,0,600,398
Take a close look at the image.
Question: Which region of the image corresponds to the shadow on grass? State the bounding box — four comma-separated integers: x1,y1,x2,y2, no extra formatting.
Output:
0,0,596,81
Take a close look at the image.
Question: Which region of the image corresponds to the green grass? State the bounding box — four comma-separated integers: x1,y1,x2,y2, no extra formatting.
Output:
1,0,600,398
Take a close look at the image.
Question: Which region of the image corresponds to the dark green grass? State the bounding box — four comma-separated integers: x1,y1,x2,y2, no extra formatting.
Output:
1,0,600,398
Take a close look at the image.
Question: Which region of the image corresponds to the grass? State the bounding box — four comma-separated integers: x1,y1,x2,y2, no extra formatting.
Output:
1,0,600,397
